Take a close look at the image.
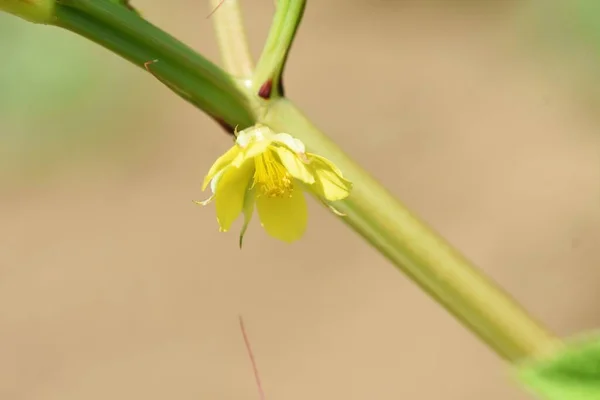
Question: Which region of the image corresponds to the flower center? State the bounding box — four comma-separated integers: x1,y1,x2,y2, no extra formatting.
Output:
253,150,294,198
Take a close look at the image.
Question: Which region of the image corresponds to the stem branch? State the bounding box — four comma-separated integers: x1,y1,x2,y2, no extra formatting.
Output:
54,0,256,128
252,0,306,97
209,0,254,80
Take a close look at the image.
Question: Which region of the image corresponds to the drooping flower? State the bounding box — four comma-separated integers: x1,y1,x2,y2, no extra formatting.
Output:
197,124,352,246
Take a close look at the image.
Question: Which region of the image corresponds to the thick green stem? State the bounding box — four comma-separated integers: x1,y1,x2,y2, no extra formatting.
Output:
262,99,561,362
54,0,256,129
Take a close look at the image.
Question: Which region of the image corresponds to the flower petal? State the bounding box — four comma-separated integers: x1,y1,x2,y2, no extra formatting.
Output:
256,190,307,243
274,146,315,184
214,160,254,232
239,186,256,248
306,154,352,201
272,132,306,154
236,125,274,147
194,169,225,206
231,138,272,168
202,145,242,190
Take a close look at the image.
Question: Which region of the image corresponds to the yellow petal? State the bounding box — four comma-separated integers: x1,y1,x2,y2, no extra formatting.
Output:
274,146,315,184
306,154,352,201
203,145,242,190
256,189,307,243
272,132,306,153
231,137,272,168
239,187,256,248
235,125,275,147
195,170,224,207
214,160,254,232
309,153,343,175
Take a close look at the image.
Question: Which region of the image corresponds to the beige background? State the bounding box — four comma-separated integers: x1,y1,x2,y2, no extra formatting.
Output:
2,1,600,399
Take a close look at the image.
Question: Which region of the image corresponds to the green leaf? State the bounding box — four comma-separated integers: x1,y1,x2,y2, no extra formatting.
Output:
517,333,600,400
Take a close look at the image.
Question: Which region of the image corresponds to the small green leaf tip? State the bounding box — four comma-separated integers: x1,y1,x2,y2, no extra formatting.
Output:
516,332,600,400
0,0,55,24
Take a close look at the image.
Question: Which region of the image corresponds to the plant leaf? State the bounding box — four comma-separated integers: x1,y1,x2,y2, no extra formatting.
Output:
517,333,600,400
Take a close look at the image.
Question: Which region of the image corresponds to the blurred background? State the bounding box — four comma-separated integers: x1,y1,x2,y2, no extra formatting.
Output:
1,0,600,399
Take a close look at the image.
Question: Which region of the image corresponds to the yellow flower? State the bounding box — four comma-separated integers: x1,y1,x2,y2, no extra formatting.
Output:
197,125,352,246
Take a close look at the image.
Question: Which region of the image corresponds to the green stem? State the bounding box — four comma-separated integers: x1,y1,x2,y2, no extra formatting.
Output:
209,0,254,80
252,0,306,97
262,99,561,362
0,0,54,22
54,0,256,129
